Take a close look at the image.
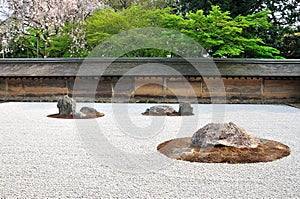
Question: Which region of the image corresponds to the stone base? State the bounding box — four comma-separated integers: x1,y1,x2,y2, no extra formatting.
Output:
157,137,290,164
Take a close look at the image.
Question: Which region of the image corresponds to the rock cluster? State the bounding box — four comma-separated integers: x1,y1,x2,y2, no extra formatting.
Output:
56,95,103,118
144,105,176,115
143,103,194,116
191,122,260,148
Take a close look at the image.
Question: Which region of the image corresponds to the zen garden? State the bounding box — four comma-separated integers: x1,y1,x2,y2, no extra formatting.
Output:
0,0,299,198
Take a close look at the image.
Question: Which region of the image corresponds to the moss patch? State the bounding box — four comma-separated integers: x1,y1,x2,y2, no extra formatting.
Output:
157,137,290,164
47,112,104,119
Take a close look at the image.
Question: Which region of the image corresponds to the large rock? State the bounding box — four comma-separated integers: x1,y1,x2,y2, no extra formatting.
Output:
191,122,260,148
178,102,193,115
57,95,76,115
144,105,176,115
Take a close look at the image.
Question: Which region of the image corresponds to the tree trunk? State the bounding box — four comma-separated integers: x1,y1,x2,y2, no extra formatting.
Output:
36,36,39,58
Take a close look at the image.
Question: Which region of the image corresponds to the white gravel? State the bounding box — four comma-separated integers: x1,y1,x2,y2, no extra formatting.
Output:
0,102,299,198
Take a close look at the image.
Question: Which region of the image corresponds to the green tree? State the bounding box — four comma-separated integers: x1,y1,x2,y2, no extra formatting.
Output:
2,23,88,58
280,32,300,59
86,5,173,57
177,0,263,16
256,0,300,58
176,0,300,58
86,8,130,48
163,6,281,58
86,5,282,58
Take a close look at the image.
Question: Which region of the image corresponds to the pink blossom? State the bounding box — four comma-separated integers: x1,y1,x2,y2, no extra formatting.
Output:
1,0,103,57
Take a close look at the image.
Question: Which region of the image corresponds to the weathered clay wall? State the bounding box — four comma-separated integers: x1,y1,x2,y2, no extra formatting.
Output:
0,76,299,103
0,58,299,103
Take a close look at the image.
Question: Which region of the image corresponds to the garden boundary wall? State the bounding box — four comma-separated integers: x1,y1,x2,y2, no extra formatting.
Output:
0,58,299,104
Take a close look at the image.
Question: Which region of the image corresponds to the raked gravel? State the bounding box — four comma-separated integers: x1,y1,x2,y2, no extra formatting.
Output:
0,102,299,198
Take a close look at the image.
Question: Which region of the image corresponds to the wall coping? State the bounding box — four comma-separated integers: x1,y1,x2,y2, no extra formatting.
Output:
0,58,299,77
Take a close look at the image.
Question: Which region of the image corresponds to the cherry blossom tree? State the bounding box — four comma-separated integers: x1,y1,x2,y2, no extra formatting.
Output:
0,0,103,58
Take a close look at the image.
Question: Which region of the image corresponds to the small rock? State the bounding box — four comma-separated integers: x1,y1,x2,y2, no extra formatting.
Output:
144,105,176,115
178,102,193,115
80,107,99,114
57,95,76,115
191,122,260,148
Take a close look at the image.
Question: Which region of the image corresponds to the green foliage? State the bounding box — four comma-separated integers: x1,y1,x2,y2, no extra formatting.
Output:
177,0,263,17
2,4,285,58
3,29,48,58
86,5,173,57
176,0,300,58
4,24,88,58
280,33,300,59
86,8,130,48
163,6,281,58
86,5,281,58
